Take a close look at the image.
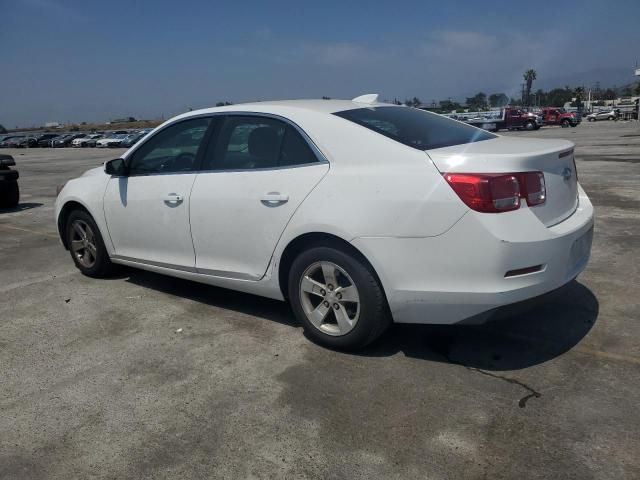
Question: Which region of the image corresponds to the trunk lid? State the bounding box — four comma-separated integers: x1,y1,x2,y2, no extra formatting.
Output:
426,136,578,226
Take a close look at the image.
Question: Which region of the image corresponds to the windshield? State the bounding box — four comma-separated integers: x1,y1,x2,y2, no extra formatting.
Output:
334,106,495,150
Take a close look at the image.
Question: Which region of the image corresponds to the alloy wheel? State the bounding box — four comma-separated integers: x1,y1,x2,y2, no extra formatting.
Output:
299,261,361,336
70,219,98,268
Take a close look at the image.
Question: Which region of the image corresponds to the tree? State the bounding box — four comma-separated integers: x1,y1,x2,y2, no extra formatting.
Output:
635,83,640,96
438,99,462,112
523,68,537,106
465,92,487,110
0,124,6,134
572,87,585,111
546,87,574,107
489,93,509,108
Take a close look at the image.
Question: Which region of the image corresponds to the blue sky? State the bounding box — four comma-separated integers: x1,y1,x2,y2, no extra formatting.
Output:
2,0,640,127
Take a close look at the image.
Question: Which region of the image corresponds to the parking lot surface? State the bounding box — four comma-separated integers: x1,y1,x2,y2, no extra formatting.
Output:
1,121,639,479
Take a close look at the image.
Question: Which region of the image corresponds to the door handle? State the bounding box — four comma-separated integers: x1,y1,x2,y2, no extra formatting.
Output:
163,193,184,204
261,192,289,206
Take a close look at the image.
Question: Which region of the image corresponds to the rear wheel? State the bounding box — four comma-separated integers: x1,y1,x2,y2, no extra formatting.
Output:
288,246,391,350
65,210,113,277
0,180,19,208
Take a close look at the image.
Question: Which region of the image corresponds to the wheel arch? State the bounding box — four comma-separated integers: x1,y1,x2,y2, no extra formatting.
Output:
57,200,92,249
277,232,387,304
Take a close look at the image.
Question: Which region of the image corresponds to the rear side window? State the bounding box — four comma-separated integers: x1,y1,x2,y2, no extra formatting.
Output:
206,115,319,170
334,106,495,150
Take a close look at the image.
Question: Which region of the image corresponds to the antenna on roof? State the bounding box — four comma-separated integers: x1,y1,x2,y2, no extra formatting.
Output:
352,93,379,104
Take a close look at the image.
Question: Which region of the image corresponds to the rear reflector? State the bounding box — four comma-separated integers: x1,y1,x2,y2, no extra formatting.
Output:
443,172,546,213
505,265,543,277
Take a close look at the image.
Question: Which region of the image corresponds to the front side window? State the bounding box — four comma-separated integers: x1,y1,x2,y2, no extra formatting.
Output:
128,117,211,175
334,106,495,150
206,115,319,170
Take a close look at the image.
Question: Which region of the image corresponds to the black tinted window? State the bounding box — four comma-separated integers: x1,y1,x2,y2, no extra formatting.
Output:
334,106,495,150
207,116,318,170
129,118,211,175
280,126,318,166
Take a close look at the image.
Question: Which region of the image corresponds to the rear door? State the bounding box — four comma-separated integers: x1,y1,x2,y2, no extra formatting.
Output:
189,114,329,279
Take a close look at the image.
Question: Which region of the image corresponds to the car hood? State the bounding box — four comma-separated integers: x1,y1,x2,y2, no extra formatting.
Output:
81,166,104,177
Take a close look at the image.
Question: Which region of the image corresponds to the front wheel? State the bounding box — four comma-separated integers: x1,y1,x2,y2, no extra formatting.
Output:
525,121,536,131
288,246,391,350
561,119,570,128
65,210,114,277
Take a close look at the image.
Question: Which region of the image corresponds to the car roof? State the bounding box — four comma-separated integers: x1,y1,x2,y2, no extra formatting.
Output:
181,98,394,119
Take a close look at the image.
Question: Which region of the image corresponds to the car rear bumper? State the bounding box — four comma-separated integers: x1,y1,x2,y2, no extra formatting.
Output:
352,185,594,325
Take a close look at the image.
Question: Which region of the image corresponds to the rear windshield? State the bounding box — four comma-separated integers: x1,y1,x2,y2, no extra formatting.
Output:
334,106,495,150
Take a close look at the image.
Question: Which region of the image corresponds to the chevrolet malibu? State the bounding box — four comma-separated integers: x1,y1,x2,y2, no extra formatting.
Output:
55,95,594,349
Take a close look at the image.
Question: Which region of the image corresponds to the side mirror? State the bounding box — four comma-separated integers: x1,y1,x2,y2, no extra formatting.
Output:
105,158,127,176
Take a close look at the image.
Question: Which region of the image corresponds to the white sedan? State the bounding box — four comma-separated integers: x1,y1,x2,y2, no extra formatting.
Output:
72,134,103,147
96,134,127,148
55,95,594,349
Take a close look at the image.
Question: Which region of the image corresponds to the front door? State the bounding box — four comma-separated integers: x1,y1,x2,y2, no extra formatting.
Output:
189,115,329,279
103,117,213,268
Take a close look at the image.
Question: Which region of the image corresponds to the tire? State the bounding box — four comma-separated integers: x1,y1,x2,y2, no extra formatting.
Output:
65,209,114,278
288,245,391,350
561,119,570,128
524,121,536,131
0,180,19,208
588,117,595,122
608,116,615,121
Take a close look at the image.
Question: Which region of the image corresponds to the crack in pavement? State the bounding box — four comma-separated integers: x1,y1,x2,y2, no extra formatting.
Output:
466,367,541,408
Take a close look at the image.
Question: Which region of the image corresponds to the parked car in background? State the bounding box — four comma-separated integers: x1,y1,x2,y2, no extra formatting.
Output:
0,154,19,208
72,133,103,147
96,133,128,148
0,136,25,148
38,134,64,147
586,110,617,122
55,96,593,350
540,108,579,128
31,133,60,147
53,133,86,148
443,107,541,131
119,132,146,148
5,136,32,148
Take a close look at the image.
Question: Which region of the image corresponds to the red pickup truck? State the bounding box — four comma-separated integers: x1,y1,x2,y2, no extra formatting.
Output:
540,108,579,128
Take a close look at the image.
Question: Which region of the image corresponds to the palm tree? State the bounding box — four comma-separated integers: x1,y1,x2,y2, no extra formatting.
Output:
523,69,537,106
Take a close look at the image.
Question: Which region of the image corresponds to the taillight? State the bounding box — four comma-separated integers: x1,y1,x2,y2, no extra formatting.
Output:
521,172,545,206
443,172,546,213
